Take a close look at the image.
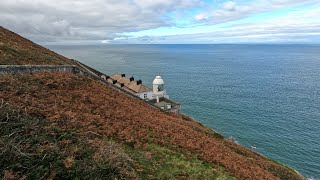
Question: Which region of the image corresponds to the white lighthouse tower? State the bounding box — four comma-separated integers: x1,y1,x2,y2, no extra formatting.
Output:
153,75,169,102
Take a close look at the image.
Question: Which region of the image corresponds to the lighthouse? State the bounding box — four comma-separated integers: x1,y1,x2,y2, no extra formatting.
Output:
153,75,168,102
110,72,179,114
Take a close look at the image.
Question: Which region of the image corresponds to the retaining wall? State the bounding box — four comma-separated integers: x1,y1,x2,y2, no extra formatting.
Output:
0,64,167,113
0,65,77,74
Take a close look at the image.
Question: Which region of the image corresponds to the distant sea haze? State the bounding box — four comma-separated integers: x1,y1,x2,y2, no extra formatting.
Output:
49,44,320,179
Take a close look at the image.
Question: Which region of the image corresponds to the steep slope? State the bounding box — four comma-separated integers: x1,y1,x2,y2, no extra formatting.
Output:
0,72,303,179
0,26,74,65
0,102,136,179
0,26,303,179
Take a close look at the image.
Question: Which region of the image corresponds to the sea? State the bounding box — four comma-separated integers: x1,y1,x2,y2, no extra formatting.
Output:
48,44,320,179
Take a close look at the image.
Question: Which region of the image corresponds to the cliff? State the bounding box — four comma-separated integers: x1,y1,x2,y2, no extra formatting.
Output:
0,26,303,179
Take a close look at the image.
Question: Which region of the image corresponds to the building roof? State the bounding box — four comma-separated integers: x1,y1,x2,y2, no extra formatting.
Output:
126,81,152,93
111,73,131,84
111,73,152,93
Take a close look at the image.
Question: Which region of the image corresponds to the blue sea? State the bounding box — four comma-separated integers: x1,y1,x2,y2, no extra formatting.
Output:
48,44,320,179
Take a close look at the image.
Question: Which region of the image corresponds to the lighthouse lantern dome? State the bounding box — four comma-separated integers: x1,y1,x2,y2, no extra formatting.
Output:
153,75,165,95
153,76,164,85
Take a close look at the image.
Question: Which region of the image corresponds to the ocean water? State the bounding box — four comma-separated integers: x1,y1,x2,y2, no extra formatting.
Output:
48,44,320,179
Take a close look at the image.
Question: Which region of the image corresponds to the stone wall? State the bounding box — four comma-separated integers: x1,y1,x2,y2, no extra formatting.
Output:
0,65,77,75
0,64,164,113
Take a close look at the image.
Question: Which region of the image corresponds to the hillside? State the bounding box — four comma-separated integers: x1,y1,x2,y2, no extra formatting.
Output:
0,27,304,179
0,26,74,65
0,72,303,179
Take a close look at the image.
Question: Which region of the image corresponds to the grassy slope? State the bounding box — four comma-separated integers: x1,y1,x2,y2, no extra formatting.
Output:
0,73,234,179
0,26,74,65
0,103,136,179
0,72,303,180
0,26,303,179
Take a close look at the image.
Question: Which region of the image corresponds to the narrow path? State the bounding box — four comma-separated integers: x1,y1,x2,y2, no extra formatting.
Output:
73,60,99,77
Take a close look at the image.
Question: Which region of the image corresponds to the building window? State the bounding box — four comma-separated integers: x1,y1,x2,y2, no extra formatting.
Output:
158,84,164,91
144,93,147,99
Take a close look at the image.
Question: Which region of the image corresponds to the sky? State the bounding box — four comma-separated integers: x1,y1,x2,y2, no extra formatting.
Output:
1,0,320,44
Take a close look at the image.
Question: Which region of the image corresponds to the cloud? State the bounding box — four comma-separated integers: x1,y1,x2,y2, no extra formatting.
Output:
120,7,320,44
0,0,200,43
194,0,319,24
1,0,319,44
223,1,237,11
194,14,208,21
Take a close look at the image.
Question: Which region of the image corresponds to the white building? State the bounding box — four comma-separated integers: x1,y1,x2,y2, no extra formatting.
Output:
110,73,154,100
109,73,171,101
109,73,180,114
152,75,169,102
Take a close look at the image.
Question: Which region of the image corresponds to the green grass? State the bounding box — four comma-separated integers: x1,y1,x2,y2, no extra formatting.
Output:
125,143,235,180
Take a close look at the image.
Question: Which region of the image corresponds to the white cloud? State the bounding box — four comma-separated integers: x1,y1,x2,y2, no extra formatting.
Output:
194,14,208,21
0,0,200,43
1,0,319,44
120,7,320,43
223,1,237,11
197,0,320,24
101,40,110,44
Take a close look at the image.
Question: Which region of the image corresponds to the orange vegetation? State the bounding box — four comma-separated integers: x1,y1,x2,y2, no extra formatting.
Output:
0,72,303,180
0,26,74,65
